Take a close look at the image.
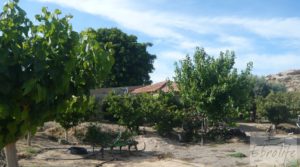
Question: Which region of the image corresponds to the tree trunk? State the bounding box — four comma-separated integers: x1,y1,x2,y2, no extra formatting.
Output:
200,135,204,146
27,132,31,146
65,129,68,142
5,142,18,167
0,149,6,167
204,118,208,133
73,127,77,136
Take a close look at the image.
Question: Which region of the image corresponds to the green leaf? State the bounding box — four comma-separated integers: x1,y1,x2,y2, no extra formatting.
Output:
42,7,47,14
7,123,17,135
35,84,47,103
0,105,8,119
0,2,113,149
54,9,62,15
22,79,37,95
83,61,89,69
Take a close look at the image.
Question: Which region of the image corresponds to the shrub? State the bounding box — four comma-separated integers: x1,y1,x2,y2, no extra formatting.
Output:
266,104,290,127
151,92,183,136
181,110,205,141
77,124,137,153
250,76,287,121
204,128,229,142
103,92,183,135
104,93,148,133
80,124,113,152
257,92,299,122
56,96,97,141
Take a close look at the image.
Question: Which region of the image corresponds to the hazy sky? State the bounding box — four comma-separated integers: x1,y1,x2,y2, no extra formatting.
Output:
13,0,300,82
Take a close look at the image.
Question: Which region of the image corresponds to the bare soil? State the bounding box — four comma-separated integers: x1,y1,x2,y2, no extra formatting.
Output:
16,122,300,167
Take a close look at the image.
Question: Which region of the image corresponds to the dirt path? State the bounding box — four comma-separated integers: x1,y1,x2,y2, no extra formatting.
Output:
18,135,250,167
17,123,300,167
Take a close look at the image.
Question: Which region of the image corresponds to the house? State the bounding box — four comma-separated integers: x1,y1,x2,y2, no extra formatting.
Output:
90,80,178,99
131,80,178,94
90,85,143,100
90,81,178,114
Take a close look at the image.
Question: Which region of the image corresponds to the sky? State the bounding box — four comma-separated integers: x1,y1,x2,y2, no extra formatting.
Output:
6,0,300,82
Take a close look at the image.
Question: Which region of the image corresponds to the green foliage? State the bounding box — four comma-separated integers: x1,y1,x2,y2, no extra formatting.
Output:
80,124,136,151
0,1,113,149
104,93,149,132
150,92,183,136
249,76,286,121
95,28,156,87
287,160,300,167
227,152,247,158
204,128,228,142
265,104,290,126
56,96,96,131
103,91,182,135
111,130,137,147
287,92,300,116
174,47,253,124
257,92,299,117
81,125,112,148
252,76,286,98
256,92,299,124
24,147,41,156
181,109,205,141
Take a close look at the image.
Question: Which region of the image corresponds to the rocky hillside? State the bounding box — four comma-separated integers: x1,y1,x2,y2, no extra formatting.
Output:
266,69,300,92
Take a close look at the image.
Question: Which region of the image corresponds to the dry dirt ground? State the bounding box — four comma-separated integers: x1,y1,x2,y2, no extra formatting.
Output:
16,122,300,167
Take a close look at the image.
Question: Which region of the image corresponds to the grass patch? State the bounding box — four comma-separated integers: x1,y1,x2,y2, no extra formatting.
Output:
24,147,42,157
18,146,42,159
287,160,300,167
227,152,247,158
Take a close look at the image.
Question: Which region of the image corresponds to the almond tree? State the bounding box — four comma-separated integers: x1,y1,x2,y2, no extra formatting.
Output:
174,47,253,131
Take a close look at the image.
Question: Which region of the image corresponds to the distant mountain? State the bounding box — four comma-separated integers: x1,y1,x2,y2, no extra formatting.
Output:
266,69,300,92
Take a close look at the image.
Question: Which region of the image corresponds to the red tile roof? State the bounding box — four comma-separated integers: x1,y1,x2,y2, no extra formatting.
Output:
91,85,143,95
131,81,178,94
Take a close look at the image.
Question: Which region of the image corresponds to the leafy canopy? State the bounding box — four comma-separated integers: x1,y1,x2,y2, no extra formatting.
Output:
249,76,286,121
103,91,182,135
0,1,113,149
256,92,300,120
252,76,286,98
55,96,96,131
95,28,156,87
174,47,253,123
266,104,290,126
104,93,148,132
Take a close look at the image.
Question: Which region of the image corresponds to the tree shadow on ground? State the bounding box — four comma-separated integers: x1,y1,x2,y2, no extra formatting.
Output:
141,126,251,149
237,123,267,132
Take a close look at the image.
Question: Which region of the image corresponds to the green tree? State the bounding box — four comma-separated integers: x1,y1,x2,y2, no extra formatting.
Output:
104,93,147,132
250,76,286,121
95,28,156,87
103,91,182,136
252,76,286,98
256,92,300,120
81,124,112,153
266,104,290,127
174,47,253,126
150,92,183,136
55,96,96,142
0,1,113,166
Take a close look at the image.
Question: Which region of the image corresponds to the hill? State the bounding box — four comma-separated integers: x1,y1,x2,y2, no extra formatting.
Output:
266,69,300,92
